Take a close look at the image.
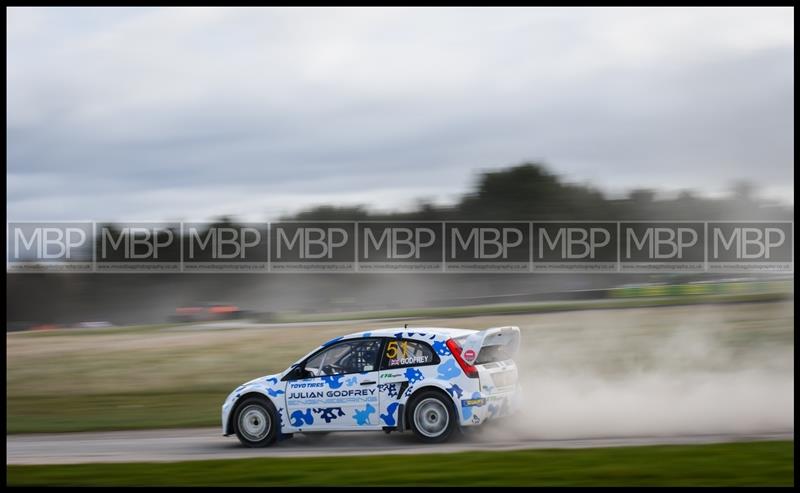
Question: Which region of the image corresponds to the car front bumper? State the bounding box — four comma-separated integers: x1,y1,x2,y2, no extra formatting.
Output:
221,392,237,435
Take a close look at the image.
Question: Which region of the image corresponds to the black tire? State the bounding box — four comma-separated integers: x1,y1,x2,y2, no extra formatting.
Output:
407,389,458,443
233,396,279,448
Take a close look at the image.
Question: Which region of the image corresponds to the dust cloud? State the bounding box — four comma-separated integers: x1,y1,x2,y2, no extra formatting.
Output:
493,303,793,439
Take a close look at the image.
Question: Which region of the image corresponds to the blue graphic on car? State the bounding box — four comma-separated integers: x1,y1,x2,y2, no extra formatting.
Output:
436,359,461,380
353,404,376,425
222,326,520,448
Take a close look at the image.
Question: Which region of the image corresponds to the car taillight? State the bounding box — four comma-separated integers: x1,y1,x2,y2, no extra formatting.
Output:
446,338,479,378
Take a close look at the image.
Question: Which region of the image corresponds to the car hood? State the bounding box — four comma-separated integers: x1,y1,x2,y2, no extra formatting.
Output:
241,372,282,388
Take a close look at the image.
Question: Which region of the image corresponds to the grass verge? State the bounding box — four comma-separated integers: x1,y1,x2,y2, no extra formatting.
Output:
6,441,793,486
7,392,222,434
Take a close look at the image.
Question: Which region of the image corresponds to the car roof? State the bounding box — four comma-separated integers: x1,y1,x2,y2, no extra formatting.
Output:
289,327,481,368
341,327,477,340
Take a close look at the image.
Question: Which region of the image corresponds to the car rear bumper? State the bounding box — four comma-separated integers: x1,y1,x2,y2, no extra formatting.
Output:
459,386,520,426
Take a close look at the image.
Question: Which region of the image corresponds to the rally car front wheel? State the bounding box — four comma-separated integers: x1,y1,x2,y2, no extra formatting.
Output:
407,390,457,443
233,397,279,448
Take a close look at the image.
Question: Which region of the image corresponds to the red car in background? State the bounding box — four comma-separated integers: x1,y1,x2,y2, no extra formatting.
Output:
171,302,245,323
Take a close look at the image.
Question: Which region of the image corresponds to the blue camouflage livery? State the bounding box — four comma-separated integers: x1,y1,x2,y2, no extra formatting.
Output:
221,326,520,444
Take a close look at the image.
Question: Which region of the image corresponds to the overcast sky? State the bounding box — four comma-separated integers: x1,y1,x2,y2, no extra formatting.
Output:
6,7,794,221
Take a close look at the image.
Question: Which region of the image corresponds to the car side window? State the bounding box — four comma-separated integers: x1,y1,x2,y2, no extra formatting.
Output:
303,339,383,377
380,339,439,369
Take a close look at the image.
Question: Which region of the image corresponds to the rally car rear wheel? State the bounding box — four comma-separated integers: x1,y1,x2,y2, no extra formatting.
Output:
234,397,279,447
408,390,457,443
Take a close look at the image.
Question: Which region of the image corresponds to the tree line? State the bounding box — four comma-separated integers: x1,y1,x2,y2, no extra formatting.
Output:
285,163,792,222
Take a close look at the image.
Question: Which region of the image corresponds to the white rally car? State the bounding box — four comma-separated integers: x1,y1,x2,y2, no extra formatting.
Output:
222,326,521,447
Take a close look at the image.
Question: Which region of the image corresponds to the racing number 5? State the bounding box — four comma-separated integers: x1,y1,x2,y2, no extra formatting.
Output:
385,341,408,359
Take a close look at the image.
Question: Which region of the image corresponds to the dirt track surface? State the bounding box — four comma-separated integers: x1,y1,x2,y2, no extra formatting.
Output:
7,427,793,465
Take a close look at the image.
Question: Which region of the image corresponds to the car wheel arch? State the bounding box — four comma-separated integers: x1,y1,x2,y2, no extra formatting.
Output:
227,391,281,435
403,384,459,428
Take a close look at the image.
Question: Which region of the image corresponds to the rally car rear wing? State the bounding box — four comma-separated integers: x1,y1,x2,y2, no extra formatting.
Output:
457,326,520,365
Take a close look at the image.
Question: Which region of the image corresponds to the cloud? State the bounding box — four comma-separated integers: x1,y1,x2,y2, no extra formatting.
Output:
6,7,794,220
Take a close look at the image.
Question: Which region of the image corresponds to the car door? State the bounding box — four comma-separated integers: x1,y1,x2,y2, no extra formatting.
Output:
377,338,440,428
284,338,384,431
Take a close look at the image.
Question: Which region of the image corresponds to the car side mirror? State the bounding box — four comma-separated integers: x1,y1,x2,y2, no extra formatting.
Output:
284,364,309,381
